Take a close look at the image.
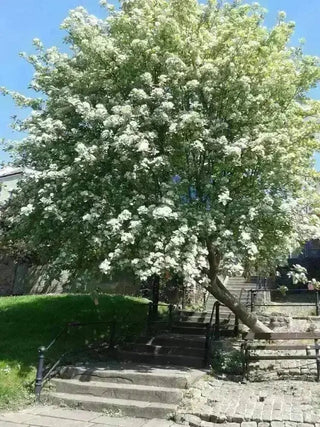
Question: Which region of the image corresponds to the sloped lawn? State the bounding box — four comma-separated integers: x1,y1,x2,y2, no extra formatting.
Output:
0,294,149,410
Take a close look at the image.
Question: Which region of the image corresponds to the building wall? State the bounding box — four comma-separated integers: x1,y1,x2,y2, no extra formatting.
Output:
0,171,23,203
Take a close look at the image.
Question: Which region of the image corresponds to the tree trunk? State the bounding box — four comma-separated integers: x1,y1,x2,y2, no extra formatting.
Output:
206,242,271,333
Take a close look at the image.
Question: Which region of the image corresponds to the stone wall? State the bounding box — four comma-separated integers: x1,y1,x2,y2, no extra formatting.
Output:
0,255,16,295
0,257,139,296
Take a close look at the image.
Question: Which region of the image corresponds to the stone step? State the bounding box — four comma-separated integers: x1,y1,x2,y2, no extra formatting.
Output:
178,316,211,323
59,365,200,389
178,310,209,317
171,326,207,335
51,379,183,404
122,343,202,357
118,350,205,368
153,334,206,348
173,321,208,328
49,392,177,418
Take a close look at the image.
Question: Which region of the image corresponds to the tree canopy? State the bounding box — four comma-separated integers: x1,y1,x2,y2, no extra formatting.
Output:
2,1,320,317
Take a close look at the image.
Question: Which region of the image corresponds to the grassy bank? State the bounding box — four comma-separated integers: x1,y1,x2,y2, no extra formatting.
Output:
0,294,149,410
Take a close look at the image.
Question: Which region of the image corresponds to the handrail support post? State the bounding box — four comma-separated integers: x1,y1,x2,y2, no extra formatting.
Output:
35,346,46,401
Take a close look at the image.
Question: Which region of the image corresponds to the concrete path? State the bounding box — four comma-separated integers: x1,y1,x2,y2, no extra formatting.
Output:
0,406,180,427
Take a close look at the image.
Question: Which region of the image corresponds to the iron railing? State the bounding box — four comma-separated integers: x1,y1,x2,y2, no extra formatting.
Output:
146,301,176,334
35,320,119,400
204,301,239,365
35,301,175,400
247,288,320,315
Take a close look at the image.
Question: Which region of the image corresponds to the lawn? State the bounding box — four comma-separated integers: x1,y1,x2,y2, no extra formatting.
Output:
0,294,149,410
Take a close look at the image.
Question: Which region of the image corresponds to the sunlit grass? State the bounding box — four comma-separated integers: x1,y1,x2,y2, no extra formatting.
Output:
0,294,149,410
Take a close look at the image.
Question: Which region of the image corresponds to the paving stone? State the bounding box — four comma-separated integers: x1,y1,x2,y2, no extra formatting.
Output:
182,414,201,427
232,415,245,423
142,420,178,427
200,422,222,427
0,422,25,427
241,423,257,427
91,415,146,426
272,411,284,422
290,413,304,423
0,412,37,424
261,407,273,423
17,414,91,427
271,423,284,427
258,423,270,427
28,407,100,422
303,413,319,424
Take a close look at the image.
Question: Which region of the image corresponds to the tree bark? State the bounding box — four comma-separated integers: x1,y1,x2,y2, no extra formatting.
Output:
206,241,271,333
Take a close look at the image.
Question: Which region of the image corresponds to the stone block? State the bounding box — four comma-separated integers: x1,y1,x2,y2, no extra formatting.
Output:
183,414,202,427
290,413,304,423
272,410,284,421
303,413,319,423
241,423,257,427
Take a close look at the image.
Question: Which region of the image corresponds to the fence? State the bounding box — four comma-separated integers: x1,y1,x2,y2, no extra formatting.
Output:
247,288,320,315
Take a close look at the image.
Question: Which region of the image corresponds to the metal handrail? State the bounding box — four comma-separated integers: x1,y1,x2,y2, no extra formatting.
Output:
35,320,117,400
247,288,320,314
204,301,220,366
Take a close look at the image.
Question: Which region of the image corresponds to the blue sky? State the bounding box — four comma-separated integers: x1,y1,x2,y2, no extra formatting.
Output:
1,0,320,166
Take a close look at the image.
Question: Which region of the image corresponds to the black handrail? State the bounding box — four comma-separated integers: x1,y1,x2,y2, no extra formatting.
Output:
147,302,176,335
204,301,220,365
35,320,115,401
36,301,175,400
204,300,240,366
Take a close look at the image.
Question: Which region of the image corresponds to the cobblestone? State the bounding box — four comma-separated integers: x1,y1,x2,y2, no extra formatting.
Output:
178,377,320,426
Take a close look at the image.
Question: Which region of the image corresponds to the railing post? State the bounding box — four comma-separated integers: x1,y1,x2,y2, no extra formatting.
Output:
152,275,160,319
147,301,153,336
214,302,220,340
234,315,239,336
316,291,319,316
250,290,254,312
35,346,46,401
168,304,173,330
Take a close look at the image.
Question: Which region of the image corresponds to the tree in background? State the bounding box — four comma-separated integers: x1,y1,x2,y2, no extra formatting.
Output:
2,0,320,332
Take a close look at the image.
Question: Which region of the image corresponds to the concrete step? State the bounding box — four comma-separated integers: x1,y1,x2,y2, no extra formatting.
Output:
177,313,210,322
178,310,209,317
49,392,177,418
178,316,210,323
118,350,205,368
51,379,183,404
173,321,208,328
122,343,202,357
153,334,206,348
171,326,207,335
59,365,201,389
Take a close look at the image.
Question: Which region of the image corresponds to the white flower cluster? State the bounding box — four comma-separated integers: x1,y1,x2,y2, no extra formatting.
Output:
2,0,320,292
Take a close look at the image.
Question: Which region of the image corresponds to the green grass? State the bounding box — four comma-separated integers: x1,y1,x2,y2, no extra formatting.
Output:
0,294,149,410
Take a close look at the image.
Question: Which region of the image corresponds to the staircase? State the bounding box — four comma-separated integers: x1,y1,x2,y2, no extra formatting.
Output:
206,276,256,335
117,310,209,368
46,276,256,419
48,364,204,419
46,309,208,418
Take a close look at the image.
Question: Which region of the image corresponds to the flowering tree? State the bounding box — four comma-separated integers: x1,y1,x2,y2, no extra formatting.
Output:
2,0,320,332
